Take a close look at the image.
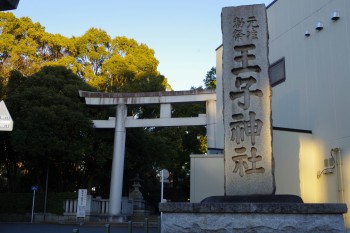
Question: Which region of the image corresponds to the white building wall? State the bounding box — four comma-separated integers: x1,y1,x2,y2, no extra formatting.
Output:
215,46,224,150
269,0,350,137
190,154,224,203
268,0,350,227
273,130,301,196
190,130,319,203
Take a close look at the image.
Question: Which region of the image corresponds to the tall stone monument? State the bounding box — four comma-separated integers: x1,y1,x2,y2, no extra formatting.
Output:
159,4,347,233
222,4,275,195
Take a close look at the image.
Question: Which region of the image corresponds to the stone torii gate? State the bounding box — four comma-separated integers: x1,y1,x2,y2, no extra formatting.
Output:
79,89,219,216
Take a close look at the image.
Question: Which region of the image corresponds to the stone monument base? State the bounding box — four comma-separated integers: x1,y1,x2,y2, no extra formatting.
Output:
159,202,347,233
201,194,303,203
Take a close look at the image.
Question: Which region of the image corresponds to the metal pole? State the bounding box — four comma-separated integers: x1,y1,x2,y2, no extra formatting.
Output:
128,221,133,233
161,170,164,203
31,189,36,223
158,216,161,233
105,224,110,233
43,160,49,222
144,218,149,233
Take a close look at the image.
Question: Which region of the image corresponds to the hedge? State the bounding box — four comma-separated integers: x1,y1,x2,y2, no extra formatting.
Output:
0,192,76,214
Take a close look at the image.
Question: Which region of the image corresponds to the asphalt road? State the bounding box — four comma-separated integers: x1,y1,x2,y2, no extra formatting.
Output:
0,223,159,233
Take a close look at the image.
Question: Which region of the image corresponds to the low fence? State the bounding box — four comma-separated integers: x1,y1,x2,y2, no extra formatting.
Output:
63,196,133,216
63,199,77,214
91,198,109,214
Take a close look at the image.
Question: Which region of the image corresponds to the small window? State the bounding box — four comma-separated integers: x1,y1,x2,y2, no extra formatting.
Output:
269,57,286,87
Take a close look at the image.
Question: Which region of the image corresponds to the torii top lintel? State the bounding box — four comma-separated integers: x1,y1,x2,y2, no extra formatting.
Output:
79,90,217,105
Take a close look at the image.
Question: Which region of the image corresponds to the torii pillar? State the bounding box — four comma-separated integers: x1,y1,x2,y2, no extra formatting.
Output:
109,104,127,215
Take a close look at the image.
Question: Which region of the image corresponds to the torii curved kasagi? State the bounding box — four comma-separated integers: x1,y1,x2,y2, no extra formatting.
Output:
79,89,220,216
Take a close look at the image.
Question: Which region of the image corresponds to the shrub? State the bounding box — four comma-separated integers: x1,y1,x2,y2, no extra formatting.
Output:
0,192,76,214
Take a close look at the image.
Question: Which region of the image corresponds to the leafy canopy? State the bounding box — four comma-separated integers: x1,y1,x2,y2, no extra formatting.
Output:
7,66,94,163
203,67,216,89
0,12,170,93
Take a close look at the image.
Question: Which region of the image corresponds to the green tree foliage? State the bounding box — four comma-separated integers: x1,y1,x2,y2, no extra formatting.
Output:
0,13,73,80
0,75,3,99
203,67,216,89
103,36,161,92
73,28,111,89
0,12,169,93
3,66,97,192
0,131,19,192
123,124,206,208
0,13,212,213
0,12,170,198
0,192,76,214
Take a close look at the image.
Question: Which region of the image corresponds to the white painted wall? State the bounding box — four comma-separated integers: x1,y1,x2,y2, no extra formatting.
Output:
273,130,301,196
215,46,224,150
269,0,350,134
268,0,350,226
190,154,224,203
190,130,322,203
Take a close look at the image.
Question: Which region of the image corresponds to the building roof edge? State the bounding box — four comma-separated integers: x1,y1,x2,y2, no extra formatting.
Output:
267,0,279,9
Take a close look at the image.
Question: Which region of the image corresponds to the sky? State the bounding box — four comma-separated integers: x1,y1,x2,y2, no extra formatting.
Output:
12,0,274,91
